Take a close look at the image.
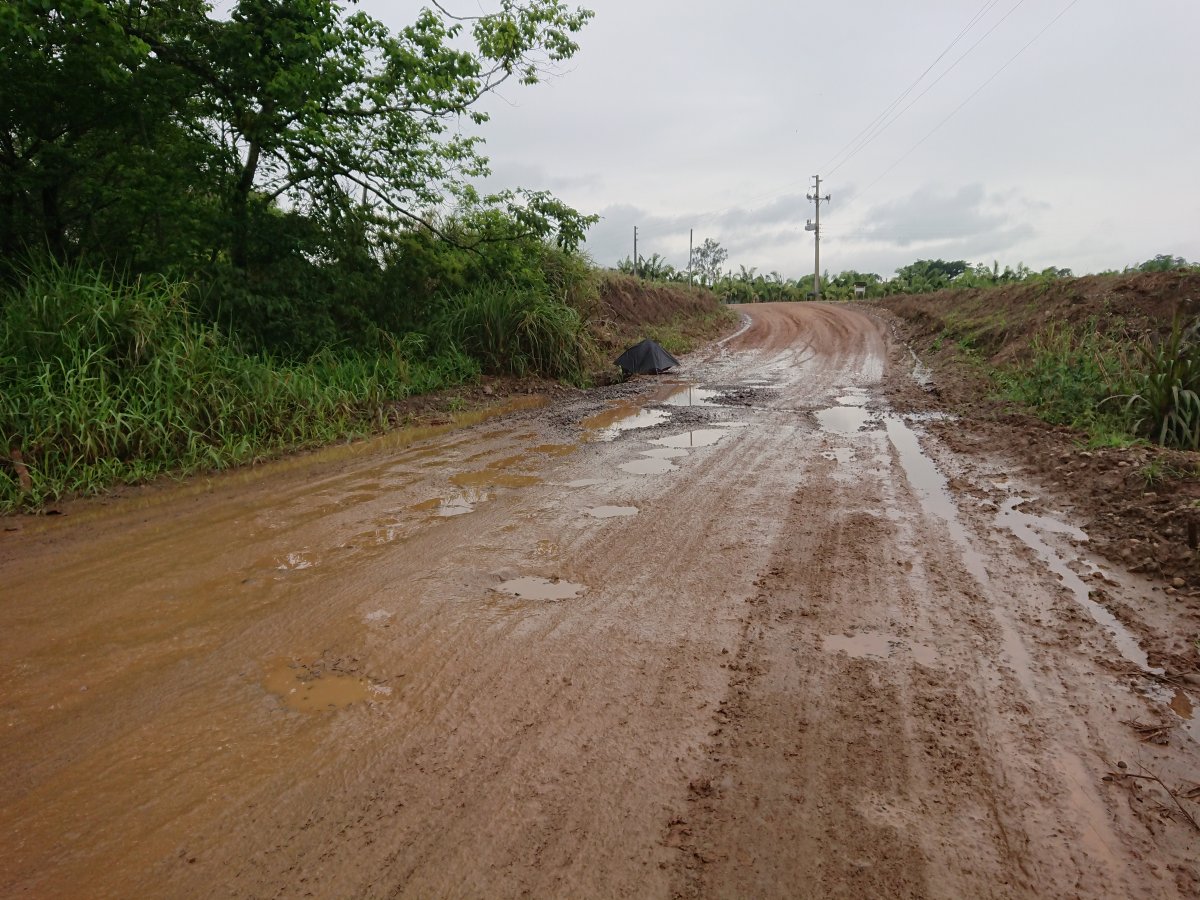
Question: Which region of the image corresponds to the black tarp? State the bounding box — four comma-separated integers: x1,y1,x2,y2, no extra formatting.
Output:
615,339,679,375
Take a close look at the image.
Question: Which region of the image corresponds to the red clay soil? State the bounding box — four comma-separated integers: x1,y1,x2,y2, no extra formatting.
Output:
876,270,1200,673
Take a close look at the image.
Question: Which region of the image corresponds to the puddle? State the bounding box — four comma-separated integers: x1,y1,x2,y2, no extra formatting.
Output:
1170,687,1193,719
409,491,489,517
449,471,542,489
651,429,730,449
493,576,587,602
908,346,934,387
657,384,726,408
821,448,855,464
822,632,937,666
884,416,1041,692
835,389,869,407
263,658,389,712
619,457,679,476
998,497,1161,674
815,405,873,437
563,478,603,488
276,551,314,571
586,506,639,518
640,447,690,459
583,401,670,440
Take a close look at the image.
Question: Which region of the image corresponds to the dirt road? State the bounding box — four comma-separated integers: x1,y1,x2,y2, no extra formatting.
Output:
2,303,1196,898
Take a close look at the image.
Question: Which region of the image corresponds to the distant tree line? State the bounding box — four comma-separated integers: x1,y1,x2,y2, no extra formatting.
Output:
618,237,1197,303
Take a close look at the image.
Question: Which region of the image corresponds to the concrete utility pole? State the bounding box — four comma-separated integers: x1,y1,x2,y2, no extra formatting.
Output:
805,175,831,299
688,228,694,286
633,226,638,278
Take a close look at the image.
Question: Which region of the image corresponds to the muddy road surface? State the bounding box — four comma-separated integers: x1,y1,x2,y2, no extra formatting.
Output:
2,303,1197,898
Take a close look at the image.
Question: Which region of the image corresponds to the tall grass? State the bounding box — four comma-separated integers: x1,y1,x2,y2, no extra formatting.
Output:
0,261,478,510
435,284,590,383
1120,314,1200,449
998,322,1132,437
997,315,1200,450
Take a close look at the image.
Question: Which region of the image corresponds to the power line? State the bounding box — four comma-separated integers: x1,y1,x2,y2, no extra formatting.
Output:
826,0,1030,179
840,0,1082,214
818,0,1002,175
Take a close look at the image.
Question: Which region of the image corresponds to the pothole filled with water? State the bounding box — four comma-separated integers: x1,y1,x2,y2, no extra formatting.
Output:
493,576,587,602
822,632,938,666
263,658,390,712
582,402,670,441
619,456,679,476
815,405,873,437
651,429,730,449
586,505,639,518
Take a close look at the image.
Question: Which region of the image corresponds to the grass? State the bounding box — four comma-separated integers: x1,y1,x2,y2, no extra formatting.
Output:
0,260,744,511
996,321,1131,436
1118,313,1200,449
0,260,479,511
434,283,590,384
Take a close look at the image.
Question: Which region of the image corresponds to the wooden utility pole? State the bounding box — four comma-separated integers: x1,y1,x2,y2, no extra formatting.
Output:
805,176,831,299
633,226,638,277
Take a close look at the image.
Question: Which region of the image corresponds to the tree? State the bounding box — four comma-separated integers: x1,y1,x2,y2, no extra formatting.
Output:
1,0,597,271
691,238,728,287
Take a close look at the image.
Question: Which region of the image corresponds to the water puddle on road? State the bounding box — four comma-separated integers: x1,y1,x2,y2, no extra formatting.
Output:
822,632,938,666
409,490,490,517
651,429,730,449
997,497,1162,675
563,478,603,488
640,447,689,459
821,448,855,464
658,384,726,408
586,506,639,519
263,658,390,712
276,551,315,571
885,415,1163,685
493,576,587,602
816,405,873,437
582,401,670,441
619,456,679,476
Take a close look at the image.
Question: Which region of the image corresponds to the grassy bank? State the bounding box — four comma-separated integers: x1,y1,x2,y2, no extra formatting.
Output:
0,262,730,512
878,269,1200,449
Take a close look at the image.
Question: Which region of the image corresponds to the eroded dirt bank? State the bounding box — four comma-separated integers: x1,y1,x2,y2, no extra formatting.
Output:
1,303,1197,898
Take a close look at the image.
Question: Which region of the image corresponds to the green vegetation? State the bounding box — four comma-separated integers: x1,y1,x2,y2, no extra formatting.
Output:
1120,315,1200,450
0,1,626,510
620,245,1196,306
913,298,1200,453
0,259,482,510
996,323,1134,442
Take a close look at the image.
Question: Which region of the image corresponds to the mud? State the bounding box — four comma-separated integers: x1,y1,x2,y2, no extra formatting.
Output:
2,303,1198,898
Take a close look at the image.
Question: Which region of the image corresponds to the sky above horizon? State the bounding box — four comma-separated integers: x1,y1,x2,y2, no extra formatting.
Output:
362,0,1200,280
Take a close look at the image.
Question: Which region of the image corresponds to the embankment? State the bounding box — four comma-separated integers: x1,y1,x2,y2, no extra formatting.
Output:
878,270,1200,659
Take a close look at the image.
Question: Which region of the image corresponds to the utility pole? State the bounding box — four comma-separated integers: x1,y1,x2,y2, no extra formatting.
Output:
633,226,638,278
688,228,694,286
805,175,831,299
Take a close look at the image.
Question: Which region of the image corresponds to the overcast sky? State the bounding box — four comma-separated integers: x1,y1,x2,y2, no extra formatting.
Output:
363,1,1200,280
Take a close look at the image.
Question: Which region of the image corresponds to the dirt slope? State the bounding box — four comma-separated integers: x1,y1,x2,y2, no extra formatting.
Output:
876,273,1200,674
1,303,1197,898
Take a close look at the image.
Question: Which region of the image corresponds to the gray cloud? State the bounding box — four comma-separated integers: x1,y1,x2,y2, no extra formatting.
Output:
363,0,1200,277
